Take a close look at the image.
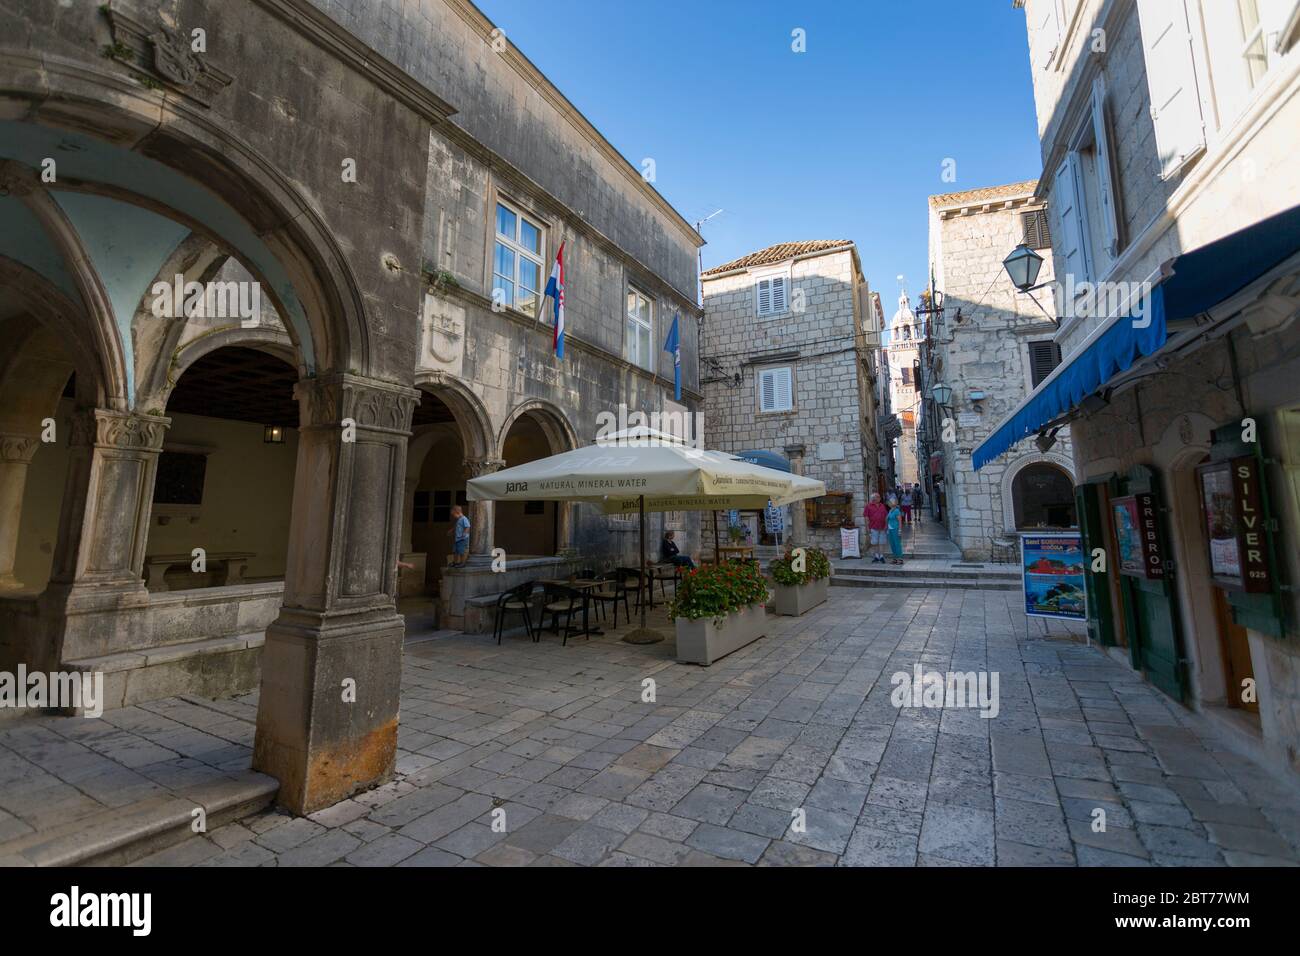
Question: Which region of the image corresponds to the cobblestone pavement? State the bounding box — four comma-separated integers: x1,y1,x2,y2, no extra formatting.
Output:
8,587,1300,867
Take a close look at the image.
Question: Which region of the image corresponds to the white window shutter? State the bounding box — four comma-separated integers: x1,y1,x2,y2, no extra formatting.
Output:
1091,76,1121,258
771,276,787,314
776,368,792,410
1136,0,1205,179
759,370,775,411
1051,153,1090,287
1032,0,1062,71
756,279,772,317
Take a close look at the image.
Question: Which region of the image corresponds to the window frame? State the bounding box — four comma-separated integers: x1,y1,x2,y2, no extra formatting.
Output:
625,285,654,371
492,197,547,316
1027,339,1064,390
756,364,795,414
753,267,790,319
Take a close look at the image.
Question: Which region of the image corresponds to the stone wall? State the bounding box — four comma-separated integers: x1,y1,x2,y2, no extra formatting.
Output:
700,248,875,553
928,189,1073,558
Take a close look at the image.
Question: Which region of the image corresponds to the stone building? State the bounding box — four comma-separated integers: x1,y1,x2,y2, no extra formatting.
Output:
984,0,1300,779
700,241,883,553
922,181,1075,559
0,0,699,811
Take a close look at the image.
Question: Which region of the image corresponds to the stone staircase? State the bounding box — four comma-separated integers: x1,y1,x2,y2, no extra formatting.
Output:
830,518,1021,592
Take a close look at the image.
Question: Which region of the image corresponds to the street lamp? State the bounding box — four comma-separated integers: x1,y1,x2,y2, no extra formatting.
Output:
1002,243,1044,292
930,381,953,409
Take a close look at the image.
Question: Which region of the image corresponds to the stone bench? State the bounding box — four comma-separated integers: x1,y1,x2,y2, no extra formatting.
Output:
143,551,255,591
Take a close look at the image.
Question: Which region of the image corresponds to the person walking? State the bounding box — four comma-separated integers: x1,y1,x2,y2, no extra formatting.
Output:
900,485,914,525
448,504,470,567
886,497,905,564
864,493,889,564
912,482,925,520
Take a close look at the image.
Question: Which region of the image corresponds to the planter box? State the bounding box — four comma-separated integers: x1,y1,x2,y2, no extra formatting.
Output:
772,575,830,616
674,602,767,665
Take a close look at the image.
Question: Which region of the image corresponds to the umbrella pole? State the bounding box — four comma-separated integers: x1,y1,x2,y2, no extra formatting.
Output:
713,510,719,564
623,493,664,645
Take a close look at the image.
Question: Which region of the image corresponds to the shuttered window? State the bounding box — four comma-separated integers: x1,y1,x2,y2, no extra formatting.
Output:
1136,0,1207,179
1028,340,1063,388
1022,208,1052,250
757,366,794,412
1032,0,1062,71
756,275,788,317
1051,152,1091,284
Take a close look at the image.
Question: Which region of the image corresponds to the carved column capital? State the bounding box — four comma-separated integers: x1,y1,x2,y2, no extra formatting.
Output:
0,434,41,464
69,409,170,452
295,373,419,436
464,457,506,479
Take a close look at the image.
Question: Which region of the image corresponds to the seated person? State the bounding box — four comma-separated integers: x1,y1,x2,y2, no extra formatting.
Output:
659,530,696,570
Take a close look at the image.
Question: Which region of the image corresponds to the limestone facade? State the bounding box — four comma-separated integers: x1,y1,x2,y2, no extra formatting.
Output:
925,181,1074,558
700,244,883,552
0,0,700,811
1017,0,1300,778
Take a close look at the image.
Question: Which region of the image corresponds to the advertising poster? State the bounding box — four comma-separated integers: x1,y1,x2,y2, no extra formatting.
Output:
1111,496,1142,574
1021,533,1086,620
1198,461,1241,579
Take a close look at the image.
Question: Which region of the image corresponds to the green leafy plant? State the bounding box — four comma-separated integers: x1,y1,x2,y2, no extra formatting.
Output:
769,546,831,587
667,560,767,623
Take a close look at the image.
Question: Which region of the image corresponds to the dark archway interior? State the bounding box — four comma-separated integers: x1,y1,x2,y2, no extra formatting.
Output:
145,346,300,589
1013,463,1077,529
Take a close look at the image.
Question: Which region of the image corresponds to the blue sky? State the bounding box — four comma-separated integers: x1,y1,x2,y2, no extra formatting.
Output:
474,0,1045,305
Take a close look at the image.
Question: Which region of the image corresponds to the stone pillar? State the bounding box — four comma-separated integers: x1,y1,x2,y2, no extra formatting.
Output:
40,409,169,665
0,434,40,591
253,373,418,814
463,457,503,566
785,443,809,544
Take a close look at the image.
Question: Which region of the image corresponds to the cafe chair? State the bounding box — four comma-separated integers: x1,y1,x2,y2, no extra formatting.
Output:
590,570,630,627
543,583,583,645
493,581,537,645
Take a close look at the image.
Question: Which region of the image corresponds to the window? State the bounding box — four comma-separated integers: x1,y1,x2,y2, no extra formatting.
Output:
154,452,207,505
1237,0,1270,88
1022,208,1052,250
806,492,853,529
1052,77,1121,289
1136,0,1206,179
413,490,430,523
626,287,653,369
755,273,788,317
901,366,913,387
757,366,793,413
1028,340,1063,388
493,200,545,314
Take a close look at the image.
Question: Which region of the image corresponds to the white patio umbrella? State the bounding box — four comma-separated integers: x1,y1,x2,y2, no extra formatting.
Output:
466,426,826,643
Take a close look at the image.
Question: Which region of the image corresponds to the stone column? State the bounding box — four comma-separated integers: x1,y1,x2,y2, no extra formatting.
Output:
785,443,809,544
40,409,169,665
462,457,504,566
253,373,418,814
0,434,40,591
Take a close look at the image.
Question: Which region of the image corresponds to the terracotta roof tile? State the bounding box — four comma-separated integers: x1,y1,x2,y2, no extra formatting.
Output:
928,180,1039,208
701,240,855,277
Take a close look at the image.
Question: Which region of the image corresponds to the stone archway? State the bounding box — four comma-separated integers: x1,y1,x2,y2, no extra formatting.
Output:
496,400,580,554
1001,451,1077,531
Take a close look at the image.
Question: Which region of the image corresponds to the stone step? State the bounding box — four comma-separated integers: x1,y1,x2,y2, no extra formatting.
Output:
0,771,278,867
831,575,1019,591
836,566,1020,583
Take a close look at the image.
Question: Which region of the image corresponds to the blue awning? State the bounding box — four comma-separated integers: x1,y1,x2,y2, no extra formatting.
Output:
734,449,791,473
973,203,1300,471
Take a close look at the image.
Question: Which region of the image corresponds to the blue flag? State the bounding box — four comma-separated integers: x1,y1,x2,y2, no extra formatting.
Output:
663,312,681,401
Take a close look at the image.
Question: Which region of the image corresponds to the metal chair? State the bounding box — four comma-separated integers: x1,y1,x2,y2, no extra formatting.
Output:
990,531,1019,564
492,581,537,644
589,570,630,627
542,583,584,644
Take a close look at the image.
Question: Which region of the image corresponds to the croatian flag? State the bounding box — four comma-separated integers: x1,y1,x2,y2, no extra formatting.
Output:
541,242,565,359
663,311,681,401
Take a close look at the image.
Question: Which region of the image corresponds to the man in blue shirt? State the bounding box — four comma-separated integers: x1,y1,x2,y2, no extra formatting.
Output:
449,504,471,567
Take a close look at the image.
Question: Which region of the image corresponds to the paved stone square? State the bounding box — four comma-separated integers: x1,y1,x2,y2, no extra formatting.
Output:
5,586,1299,867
